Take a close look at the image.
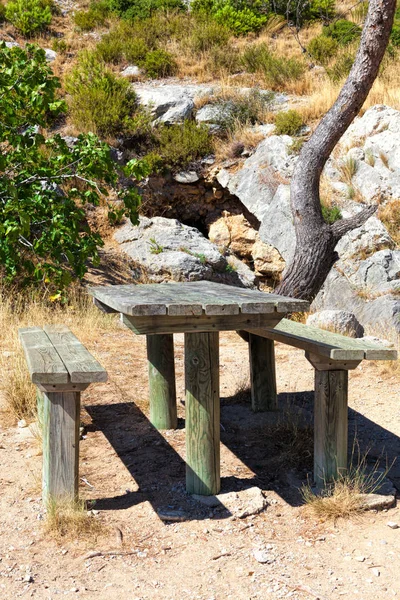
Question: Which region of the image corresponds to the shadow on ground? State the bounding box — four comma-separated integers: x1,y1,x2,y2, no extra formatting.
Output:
85,389,400,520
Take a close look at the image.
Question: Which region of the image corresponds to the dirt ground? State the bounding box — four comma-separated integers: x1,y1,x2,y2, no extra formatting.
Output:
1,326,400,600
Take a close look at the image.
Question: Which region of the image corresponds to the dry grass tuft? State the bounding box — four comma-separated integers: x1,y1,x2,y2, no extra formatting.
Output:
45,496,104,542
378,199,400,246
0,287,116,422
302,448,393,521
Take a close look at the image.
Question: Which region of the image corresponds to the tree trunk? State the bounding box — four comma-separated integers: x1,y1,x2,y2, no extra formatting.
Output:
276,0,396,302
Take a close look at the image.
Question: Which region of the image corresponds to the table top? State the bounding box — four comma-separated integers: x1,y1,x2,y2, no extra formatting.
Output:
89,281,309,317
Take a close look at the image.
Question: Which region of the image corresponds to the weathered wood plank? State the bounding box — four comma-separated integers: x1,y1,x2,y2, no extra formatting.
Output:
42,390,80,502
185,331,220,496
19,327,69,385
123,313,282,335
43,325,108,384
249,334,277,411
246,318,397,361
93,298,118,314
306,352,362,372
314,370,348,487
147,334,177,430
89,282,309,317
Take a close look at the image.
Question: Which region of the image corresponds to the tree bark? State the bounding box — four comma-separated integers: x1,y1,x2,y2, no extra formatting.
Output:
276,0,396,302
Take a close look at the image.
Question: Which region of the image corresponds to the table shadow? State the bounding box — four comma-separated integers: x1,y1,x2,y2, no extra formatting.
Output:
84,388,399,517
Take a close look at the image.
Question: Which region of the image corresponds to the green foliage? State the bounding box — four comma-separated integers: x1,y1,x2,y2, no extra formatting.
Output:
0,43,148,291
154,121,213,167
208,44,241,75
242,43,305,89
213,3,267,36
65,52,141,136
73,3,108,31
390,7,400,47
105,0,185,20
321,202,342,224
307,35,338,64
5,0,52,36
326,52,355,82
189,18,231,53
322,19,361,46
306,0,335,21
274,110,303,135
210,89,274,132
288,137,305,154
52,38,68,54
0,2,5,21
144,48,177,78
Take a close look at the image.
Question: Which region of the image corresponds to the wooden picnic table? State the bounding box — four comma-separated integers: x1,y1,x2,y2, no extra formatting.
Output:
90,281,309,496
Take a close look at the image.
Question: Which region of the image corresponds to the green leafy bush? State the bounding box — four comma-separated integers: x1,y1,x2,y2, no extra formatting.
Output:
73,3,108,31
65,52,140,136
390,8,400,46
144,48,177,78
154,121,212,167
211,89,274,131
0,43,148,291
274,110,303,135
213,3,267,36
208,44,241,75
322,19,361,46
5,0,52,36
0,2,6,21
242,43,305,89
105,0,185,20
189,18,231,53
307,35,338,64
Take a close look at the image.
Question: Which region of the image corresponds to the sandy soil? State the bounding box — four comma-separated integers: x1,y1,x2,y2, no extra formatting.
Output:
1,326,400,600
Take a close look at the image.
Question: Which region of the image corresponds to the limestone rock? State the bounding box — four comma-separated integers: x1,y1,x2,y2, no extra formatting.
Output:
114,216,254,287
44,49,57,62
195,103,233,125
173,171,199,184
335,216,394,261
133,85,195,124
306,310,364,338
258,185,295,264
251,237,285,277
121,65,141,78
208,213,257,258
193,486,268,518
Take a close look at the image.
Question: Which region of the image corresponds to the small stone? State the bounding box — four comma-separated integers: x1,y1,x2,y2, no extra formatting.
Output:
372,568,380,577
387,522,399,529
17,420,27,428
173,171,199,184
355,556,366,562
157,509,187,522
253,549,274,564
23,575,33,583
44,49,57,62
120,65,141,78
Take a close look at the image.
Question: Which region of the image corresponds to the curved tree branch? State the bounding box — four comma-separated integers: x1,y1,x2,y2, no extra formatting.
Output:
331,204,378,239
276,0,396,302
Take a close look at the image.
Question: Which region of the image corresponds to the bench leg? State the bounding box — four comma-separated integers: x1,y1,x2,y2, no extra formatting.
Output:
249,333,277,412
42,391,80,504
314,370,348,487
185,332,220,496
147,334,177,430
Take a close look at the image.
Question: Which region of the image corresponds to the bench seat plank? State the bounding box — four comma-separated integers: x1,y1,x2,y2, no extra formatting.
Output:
43,325,108,384
19,327,69,385
246,319,397,361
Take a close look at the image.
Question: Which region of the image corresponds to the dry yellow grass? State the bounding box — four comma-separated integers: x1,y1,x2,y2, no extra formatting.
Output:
45,496,105,542
0,288,116,422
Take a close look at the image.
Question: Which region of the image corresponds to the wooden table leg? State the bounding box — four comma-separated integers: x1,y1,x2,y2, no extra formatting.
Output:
185,332,220,496
42,390,80,504
249,333,277,412
314,369,348,487
147,334,177,430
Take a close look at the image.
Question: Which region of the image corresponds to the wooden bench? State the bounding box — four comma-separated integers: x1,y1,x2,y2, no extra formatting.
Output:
19,325,107,504
244,319,398,487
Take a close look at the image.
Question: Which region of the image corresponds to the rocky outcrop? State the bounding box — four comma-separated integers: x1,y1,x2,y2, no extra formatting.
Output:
306,310,364,338
114,216,256,288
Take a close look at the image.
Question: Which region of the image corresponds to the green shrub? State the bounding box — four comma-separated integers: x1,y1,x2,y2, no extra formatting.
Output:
307,0,335,21
326,52,355,82
270,0,334,25
189,18,231,53
211,89,274,131
125,37,150,63
144,49,177,78
51,38,68,53
307,35,338,64
390,8,400,47
65,51,139,136
155,121,213,167
0,2,6,21
213,3,267,35
242,43,305,89
5,0,52,36
322,19,361,46
73,4,108,31
274,110,303,135
321,203,342,224
105,0,185,20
